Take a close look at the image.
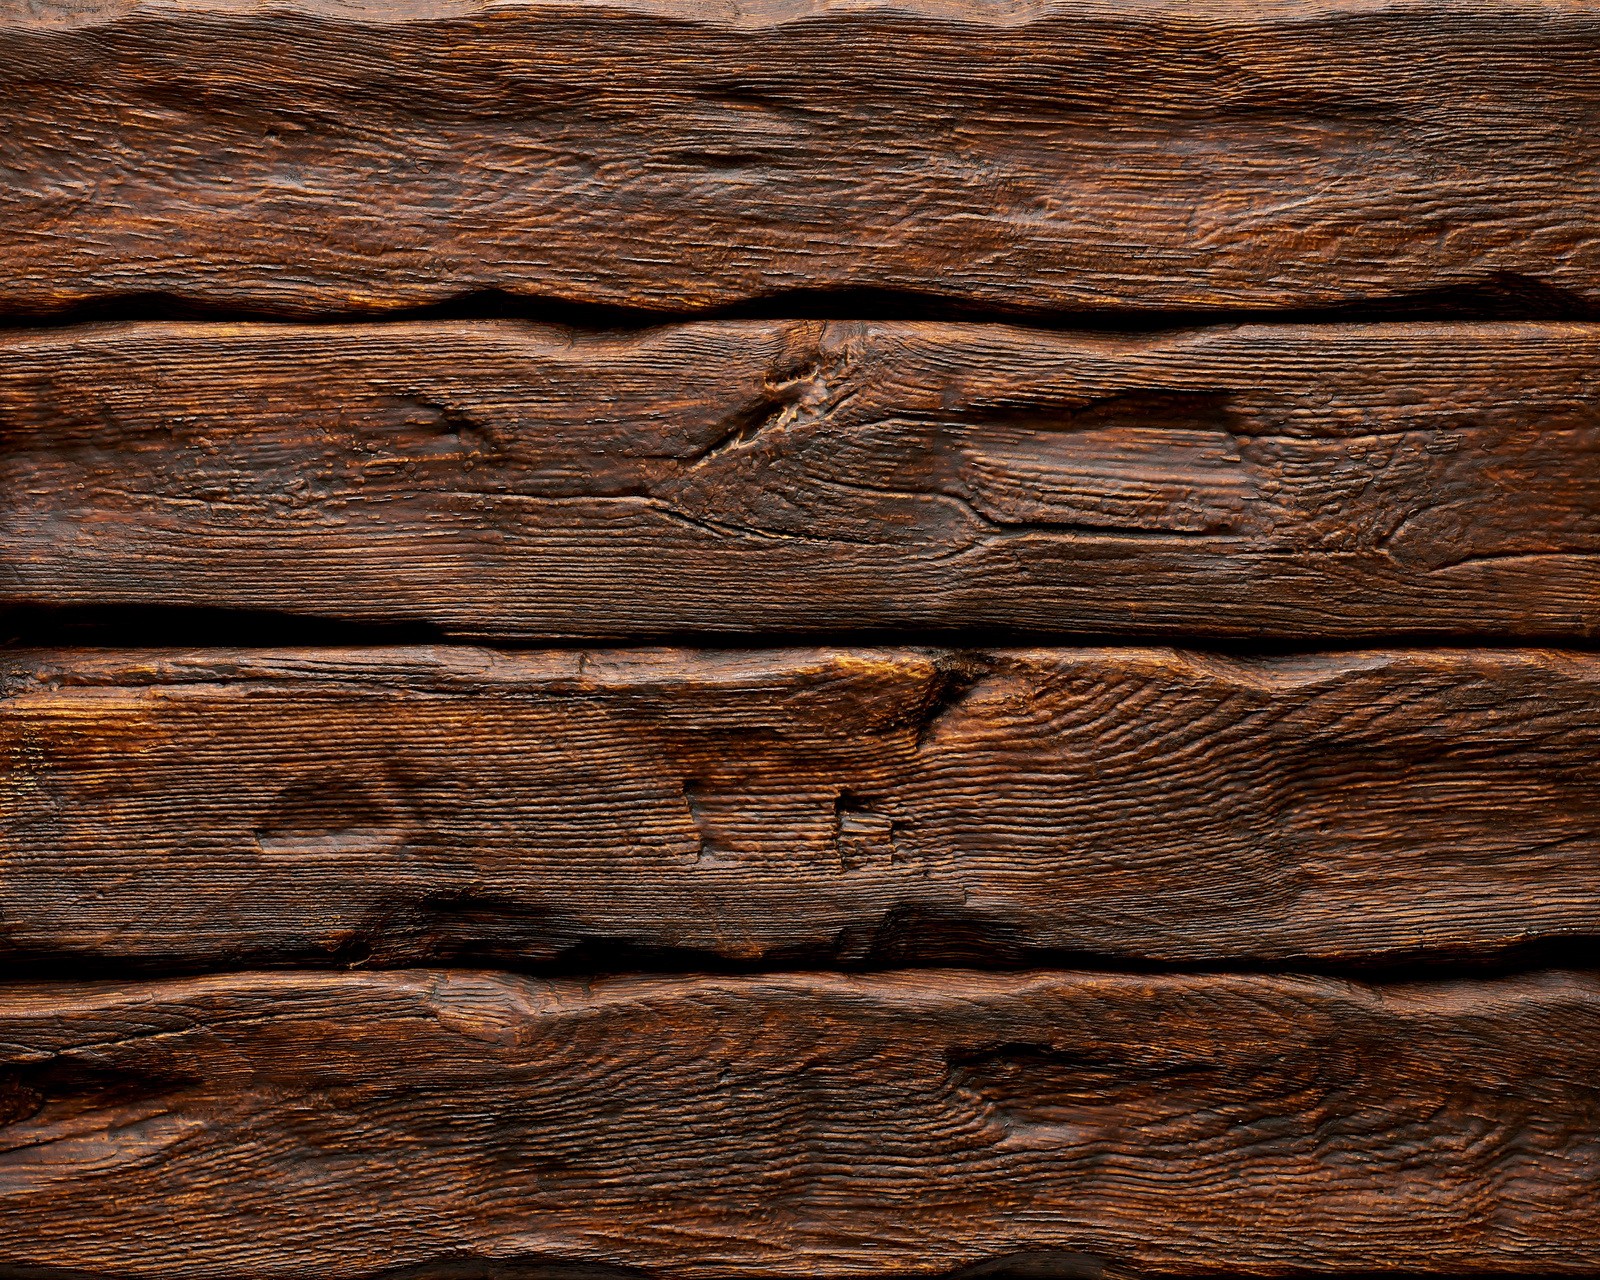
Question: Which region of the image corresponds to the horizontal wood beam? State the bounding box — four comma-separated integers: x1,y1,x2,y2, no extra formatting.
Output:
3,320,1597,638
2,645,1596,970
0,967,1596,1277
2,1,1599,316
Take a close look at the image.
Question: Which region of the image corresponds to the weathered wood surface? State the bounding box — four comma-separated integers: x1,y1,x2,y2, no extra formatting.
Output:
3,319,1597,638
3,0,1600,317
0,968,1596,1278
3,645,1597,971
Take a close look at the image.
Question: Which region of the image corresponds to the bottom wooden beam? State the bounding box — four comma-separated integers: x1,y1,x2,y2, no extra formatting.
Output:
0,968,1594,1278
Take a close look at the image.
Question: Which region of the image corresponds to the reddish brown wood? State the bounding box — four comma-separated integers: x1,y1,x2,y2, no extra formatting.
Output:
2,0,1599,317
2,645,1596,971
3,320,1597,638
4,5,1597,1263
0,968,1597,1278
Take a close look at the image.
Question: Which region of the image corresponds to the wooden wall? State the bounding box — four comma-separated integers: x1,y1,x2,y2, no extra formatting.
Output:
0,1,1597,1276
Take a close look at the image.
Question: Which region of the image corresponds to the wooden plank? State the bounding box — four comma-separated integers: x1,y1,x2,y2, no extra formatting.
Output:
3,645,1597,970
0,967,1595,1277
2,319,1597,638
2,0,1600,317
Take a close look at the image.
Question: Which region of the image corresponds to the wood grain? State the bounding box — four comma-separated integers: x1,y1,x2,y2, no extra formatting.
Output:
3,319,1597,638
0,967,1597,1278
3,0,1600,317
3,644,1597,971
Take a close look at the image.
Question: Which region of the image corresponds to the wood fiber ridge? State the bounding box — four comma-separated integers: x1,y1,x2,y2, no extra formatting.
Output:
20,0,1600,32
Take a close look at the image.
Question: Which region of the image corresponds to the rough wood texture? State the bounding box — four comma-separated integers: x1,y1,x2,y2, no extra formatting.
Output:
3,0,1600,317
0,967,1597,1278
3,645,1597,971
3,319,1597,638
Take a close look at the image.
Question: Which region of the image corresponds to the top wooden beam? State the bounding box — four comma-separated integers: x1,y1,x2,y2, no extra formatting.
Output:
2,0,1598,317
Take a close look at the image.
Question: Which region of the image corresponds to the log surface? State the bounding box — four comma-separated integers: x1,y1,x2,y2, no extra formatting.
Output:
2,0,1600,316
0,968,1596,1279
3,645,1597,971
3,319,1598,638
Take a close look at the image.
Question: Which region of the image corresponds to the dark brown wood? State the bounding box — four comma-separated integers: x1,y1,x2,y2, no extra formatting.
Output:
3,644,1597,971
10,3,1598,1264
0,967,1596,1278
3,319,1597,638
3,1,1600,317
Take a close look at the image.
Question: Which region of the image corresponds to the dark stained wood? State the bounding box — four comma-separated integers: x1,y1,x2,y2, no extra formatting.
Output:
3,319,1598,639
3,645,1597,971
10,3,1597,1265
0,967,1596,1277
3,0,1600,317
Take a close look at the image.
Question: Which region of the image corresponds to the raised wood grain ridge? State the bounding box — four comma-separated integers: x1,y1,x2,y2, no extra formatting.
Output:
3,320,1597,638
0,968,1597,1278
3,0,1600,316
4,645,1597,971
